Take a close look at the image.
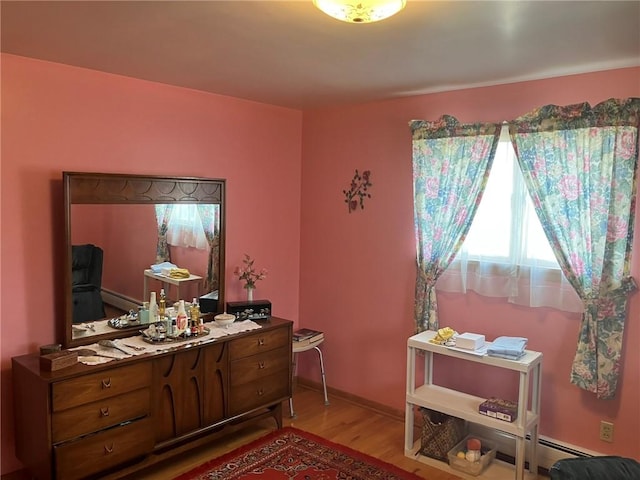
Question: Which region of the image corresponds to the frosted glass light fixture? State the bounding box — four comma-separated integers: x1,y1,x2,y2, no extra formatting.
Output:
313,0,406,23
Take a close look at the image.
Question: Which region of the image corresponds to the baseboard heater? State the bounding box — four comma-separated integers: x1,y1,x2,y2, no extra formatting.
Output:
469,425,601,471
298,374,604,472
101,289,140,313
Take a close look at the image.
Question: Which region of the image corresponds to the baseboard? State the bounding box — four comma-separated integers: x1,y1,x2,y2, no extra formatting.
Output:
101,288,140,312
296,377,404,420
295,377,600,471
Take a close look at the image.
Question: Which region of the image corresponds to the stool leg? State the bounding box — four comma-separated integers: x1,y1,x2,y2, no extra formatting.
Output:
289,352,298,418
313,346,330,406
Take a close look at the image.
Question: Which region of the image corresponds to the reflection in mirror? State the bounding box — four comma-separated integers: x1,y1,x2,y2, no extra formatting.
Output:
64,173,225,348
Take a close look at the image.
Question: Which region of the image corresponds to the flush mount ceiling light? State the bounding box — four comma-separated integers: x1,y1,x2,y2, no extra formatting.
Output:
313,0,407,23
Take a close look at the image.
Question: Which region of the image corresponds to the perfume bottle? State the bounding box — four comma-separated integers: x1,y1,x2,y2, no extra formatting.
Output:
139,302,150,324
176,299,188,333
158,288,166,320
149,292,159,322
156,321,166,341
190,298,201,335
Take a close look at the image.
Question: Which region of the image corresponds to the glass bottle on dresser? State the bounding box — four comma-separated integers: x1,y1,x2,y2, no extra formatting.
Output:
176,300,189,335
159,288,166,319
190,298,202,335
149,292,159,322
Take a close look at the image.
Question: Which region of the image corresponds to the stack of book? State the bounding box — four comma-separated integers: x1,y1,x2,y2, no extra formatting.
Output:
478,397,518,422
292,328,324,347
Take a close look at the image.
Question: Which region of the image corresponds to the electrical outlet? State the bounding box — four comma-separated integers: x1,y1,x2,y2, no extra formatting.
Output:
600,421,614,442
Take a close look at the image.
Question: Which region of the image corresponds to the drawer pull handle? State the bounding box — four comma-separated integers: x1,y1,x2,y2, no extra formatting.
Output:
257,388,264,396
258,361,265,369
100,407,110,417
104,443,114,454
101,378,112,389
258,338,265,346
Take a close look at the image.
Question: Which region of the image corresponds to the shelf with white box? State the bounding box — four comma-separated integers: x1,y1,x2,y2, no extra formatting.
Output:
405,330,543,480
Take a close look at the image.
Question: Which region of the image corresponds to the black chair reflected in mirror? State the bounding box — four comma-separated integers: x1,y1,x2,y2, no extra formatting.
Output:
72,244,105,324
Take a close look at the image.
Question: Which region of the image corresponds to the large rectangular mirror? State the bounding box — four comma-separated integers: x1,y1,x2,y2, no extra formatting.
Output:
63,172,226,348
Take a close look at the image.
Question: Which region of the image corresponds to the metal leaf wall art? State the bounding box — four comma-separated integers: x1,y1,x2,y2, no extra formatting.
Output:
343,169,372,213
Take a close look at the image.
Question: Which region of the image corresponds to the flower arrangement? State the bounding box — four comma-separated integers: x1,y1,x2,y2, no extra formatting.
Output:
233,254,268,290
343,169,372,213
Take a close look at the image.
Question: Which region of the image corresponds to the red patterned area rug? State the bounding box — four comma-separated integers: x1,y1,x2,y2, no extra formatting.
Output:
174,427,423,480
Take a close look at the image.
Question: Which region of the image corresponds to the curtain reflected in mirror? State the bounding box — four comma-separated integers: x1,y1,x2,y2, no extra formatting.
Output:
154,204,221,292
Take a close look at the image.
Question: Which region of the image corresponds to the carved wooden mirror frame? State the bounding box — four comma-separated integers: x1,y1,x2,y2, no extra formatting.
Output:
63,172,226,348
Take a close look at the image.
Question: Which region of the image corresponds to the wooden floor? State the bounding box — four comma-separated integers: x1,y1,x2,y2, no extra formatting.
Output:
3,384,549,480
125,384,463,480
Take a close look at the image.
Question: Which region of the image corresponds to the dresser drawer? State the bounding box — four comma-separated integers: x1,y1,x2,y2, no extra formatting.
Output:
229,327,289,359
54,417,153,480
230,346,290,387
228,372,289,416
52,362,151,411
52,387,150,444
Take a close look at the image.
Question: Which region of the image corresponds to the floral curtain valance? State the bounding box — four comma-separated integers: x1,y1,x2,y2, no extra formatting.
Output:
509,98,640,133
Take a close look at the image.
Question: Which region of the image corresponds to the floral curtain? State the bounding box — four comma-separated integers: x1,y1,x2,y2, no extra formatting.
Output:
510,98,640,399
197,204,221,292
411,115,500,332
154,204,174,263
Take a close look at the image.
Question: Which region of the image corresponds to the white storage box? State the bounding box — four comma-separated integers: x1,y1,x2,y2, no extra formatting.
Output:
447,435,496,476
456,333,485,350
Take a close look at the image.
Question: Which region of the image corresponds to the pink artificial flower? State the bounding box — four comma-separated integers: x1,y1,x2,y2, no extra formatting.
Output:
234,254,267,289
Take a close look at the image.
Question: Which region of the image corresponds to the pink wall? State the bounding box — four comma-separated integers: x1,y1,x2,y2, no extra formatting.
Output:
0,54,302,474
1,53,638,476
72,204,161,300
72,203,209,302
299,68,640,458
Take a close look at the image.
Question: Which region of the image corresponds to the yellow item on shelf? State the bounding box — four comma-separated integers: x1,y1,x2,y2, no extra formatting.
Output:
169,268,191,279
429,327,456,345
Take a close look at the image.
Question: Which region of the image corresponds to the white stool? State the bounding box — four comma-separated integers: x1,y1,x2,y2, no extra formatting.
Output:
289,337,329,418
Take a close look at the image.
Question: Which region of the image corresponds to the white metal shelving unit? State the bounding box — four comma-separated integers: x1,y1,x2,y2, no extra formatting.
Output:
405,330,543,480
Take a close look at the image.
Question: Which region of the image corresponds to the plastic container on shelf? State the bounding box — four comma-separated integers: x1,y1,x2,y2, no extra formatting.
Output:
447,435,496,476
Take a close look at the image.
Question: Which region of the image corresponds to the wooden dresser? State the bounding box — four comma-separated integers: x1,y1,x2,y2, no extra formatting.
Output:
12,317,292,480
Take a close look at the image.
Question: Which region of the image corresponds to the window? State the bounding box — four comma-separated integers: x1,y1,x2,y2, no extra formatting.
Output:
438,125,582,312
156,204,208,250
462,125,559,268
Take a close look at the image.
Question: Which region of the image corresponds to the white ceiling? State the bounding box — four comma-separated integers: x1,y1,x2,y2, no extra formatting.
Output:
2,1,639,109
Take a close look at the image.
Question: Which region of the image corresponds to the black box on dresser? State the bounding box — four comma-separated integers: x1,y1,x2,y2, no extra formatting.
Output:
226,299,272,320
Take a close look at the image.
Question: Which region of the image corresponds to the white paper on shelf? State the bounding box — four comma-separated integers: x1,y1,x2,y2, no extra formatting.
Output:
445,343,490,356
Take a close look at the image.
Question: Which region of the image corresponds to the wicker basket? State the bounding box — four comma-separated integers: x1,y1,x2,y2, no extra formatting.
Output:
418,408,467,462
